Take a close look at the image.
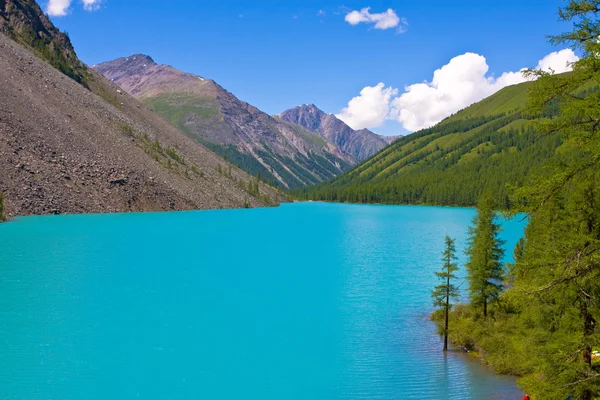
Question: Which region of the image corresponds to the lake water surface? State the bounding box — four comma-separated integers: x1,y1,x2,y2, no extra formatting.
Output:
0,202,525,399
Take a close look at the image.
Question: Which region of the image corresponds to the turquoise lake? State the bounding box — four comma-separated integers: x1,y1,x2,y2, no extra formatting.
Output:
0,202,526,399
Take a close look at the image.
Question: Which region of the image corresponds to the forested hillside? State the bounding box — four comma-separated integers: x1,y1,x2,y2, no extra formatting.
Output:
431,2,600,399
294,80,564,208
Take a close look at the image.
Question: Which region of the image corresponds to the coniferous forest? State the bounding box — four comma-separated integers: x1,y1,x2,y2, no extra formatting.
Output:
427,2,600,399
293,78,599,209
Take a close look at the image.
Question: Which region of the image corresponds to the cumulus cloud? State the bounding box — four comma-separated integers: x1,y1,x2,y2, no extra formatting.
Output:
47,0,103,16
336,83,398,130
345,7,407,32
390,49,579,131
337,49,579,133
536,49,579,73
47,0,71,16
390,53,512,132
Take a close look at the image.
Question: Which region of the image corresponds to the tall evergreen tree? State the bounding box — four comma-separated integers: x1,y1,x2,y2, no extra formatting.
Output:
465,193,505,319
432,235,460,351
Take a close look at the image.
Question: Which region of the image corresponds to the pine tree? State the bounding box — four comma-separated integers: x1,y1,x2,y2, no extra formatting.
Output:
465,192,505,319
432,235,460,351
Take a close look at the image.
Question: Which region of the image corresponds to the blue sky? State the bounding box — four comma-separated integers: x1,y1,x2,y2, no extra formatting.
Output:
48,0,574,135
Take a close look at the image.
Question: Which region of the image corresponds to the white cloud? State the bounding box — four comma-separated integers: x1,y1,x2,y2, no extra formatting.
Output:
317,9,326,17
390,53,509,132
336,83,398,130
345,7,407,32
47,0,103,16
337,49,579,133
390,49,579,131
536,49,578,73
47,0,71,16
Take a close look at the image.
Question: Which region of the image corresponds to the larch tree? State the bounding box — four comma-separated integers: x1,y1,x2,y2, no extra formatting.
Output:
432,235,460,352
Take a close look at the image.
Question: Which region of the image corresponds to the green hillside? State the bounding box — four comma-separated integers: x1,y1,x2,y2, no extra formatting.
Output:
294,80,562,208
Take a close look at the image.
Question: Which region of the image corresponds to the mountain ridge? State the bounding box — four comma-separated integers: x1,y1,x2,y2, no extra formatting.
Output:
93,55,354,189
278,104,395,162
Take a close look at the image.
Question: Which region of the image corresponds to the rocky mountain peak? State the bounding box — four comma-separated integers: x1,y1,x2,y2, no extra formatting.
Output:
302,103,321,112
279,104,327,132
92,54,157,82
122,54,156,68
279,104,391,162
296,104,325,115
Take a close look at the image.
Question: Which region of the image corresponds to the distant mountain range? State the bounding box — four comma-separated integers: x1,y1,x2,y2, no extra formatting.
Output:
278,104,398,162
0,0,284,217
296,79,564,208
93,56,360,189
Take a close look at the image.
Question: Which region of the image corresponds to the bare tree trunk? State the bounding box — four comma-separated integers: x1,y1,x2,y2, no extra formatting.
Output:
444,272,450,352
580,299,596,400
483,298,487,320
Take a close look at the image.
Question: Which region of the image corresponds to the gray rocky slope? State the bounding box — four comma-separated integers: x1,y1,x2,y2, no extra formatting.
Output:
0,32,285,217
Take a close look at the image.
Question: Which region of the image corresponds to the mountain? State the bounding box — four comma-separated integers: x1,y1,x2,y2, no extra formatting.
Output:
0,0,284,217
295,80,564,208
92,56,353,189
278,104,392,162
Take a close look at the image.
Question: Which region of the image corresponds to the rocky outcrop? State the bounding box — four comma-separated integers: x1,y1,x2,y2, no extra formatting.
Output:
279,104,393,162
93,56,354,189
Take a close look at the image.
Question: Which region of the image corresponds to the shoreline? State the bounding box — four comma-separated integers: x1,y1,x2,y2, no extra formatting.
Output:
430,310,526,394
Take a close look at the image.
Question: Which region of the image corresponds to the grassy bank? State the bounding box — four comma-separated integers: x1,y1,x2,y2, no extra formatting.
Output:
433,303,600,398
431,304,534,377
